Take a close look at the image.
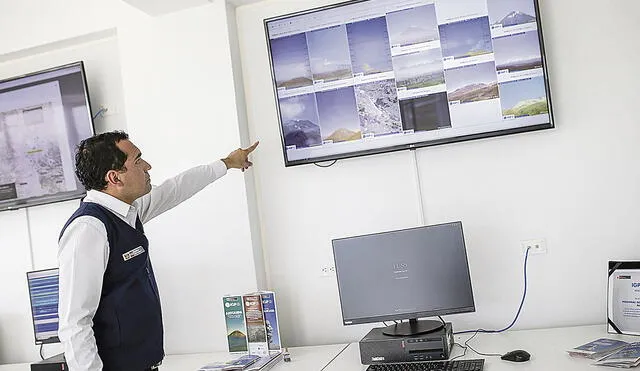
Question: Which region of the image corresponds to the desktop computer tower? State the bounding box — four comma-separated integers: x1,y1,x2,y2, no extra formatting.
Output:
359,322,453,364
30,353,67,371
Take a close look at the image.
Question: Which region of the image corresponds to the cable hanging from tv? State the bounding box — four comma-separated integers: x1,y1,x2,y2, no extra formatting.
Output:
314,160,338,168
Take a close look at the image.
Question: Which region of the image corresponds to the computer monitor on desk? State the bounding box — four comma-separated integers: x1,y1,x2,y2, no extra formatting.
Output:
332,221,475,336
26,268,60,345
26,268,68,370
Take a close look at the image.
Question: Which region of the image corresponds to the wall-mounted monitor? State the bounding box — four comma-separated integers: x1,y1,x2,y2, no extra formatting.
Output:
0,62,95,211
265,0,553,166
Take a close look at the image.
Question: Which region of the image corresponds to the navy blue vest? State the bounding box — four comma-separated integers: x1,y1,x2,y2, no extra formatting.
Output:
60,202,164,371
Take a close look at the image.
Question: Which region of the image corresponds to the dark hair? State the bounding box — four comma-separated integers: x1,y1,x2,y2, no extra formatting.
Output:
75,131,130,191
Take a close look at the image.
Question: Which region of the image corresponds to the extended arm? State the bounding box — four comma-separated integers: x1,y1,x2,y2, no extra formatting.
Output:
137,141,258,223
136,161,227,223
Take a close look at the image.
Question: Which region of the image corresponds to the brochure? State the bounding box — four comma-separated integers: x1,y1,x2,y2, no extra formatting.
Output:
223,295,248,353
259,291,282,352
567,338,629,359
221,291,282,358
197,354,260,371
245,352,283,371
593,342,640,368
243,294,269,357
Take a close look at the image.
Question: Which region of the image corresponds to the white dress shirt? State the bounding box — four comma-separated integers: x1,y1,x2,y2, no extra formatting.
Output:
57,160,227,371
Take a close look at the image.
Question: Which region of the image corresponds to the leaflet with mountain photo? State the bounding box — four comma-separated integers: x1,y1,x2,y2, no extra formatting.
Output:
223,295,248,353
259,291,282,353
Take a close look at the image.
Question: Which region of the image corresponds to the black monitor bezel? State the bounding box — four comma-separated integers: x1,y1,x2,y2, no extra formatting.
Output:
26,267,61,345
331,221,476,326
0,61,96,211
263,0,554,167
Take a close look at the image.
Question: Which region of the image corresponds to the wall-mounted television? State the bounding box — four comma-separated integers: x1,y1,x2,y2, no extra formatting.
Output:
0,62,95,211
264,0,554,167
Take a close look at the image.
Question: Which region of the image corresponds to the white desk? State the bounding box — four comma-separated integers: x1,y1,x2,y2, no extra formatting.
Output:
0,343,348,371
325,324,640,370
0,365,27,371
159,343,347,370
2,325,637,370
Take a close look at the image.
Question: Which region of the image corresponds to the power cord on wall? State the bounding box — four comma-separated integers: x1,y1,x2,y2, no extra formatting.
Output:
454,246,531,335
39,343,44,360
92,107,108,120
410,148,426,225
449,247,532,358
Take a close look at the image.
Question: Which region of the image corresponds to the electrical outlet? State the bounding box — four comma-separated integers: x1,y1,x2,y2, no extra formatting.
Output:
102,105,119,116
521,239,547,254
320,265,336,277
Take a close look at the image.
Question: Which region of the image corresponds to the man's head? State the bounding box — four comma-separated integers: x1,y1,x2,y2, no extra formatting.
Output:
75,131,152,204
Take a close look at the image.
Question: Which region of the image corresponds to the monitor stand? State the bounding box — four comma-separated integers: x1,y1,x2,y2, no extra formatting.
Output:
382,318,444,336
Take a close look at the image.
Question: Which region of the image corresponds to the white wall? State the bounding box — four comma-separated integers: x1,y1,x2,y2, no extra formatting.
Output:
0,29,128,139
0,0,260,364
236,0,640,348
226,4,269,290
122,2,260,355
0,209,34,363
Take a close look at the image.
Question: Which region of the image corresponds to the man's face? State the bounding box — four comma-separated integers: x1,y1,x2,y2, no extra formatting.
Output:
115,139,152,201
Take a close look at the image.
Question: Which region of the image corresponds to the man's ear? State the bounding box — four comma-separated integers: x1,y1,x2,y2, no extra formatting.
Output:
105,170,121,186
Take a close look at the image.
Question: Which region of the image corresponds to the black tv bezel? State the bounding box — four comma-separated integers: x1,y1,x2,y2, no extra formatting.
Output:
264,0,554,167
0,61,96,211
331,221,476,326
26,267,61,345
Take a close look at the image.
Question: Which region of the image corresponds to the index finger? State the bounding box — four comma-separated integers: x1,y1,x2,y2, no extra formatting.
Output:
244,141,259,154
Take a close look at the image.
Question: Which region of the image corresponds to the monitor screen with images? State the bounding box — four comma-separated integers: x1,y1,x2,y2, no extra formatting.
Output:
0,61,95,211
26,268,60,345
332,221,475,335
265,0,553,166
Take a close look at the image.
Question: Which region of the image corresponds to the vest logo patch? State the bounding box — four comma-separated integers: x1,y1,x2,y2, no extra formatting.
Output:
122,246,145,261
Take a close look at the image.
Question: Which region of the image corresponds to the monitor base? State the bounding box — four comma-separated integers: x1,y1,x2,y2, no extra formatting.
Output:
382,318,444,336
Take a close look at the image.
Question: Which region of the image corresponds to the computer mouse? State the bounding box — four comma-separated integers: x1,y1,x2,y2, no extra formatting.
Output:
501,349,531,362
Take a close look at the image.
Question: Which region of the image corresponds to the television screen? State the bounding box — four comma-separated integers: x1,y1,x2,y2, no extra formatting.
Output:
26,268,60,345
265,0,553,166
0,62,95,211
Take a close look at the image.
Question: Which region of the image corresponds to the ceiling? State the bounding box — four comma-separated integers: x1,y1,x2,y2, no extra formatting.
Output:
227,0,266,5
123,0,265,16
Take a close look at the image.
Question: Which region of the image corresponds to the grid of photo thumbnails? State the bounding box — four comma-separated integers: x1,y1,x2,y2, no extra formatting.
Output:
267,0,550,155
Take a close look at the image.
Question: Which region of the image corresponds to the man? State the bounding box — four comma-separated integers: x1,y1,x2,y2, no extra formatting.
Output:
57,131,258,371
